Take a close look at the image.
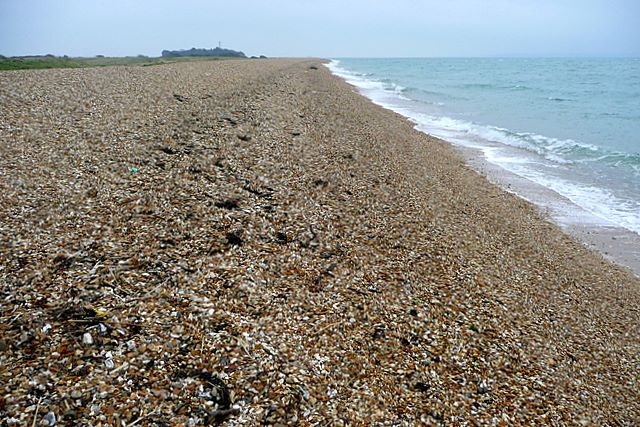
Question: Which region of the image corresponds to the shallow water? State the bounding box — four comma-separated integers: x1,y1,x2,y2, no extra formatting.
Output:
328,58,640,236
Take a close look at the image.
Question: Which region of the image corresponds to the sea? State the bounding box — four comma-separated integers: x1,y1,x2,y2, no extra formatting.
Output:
327,58,640,273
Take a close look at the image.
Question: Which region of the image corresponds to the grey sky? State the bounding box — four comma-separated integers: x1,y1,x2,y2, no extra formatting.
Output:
1,0,638,57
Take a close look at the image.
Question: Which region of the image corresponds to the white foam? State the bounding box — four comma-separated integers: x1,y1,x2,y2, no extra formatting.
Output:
325,60,640,235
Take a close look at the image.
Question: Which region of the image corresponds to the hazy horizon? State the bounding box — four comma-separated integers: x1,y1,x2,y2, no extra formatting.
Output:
1,0,639,58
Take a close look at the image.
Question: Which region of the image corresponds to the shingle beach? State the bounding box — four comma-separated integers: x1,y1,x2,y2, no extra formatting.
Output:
1,59,639,425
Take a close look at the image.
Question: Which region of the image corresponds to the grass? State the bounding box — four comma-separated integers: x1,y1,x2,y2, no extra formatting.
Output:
0,55,234,71
0,56,85,70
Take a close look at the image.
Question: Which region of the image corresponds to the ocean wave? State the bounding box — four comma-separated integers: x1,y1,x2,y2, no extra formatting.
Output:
435,119,640,171
327,60,408,98
326,59,640,233
576,151,640,171
458,83,496,89
508,84,534,91
530,176,640,233
410,115,600,165
328,60,638,169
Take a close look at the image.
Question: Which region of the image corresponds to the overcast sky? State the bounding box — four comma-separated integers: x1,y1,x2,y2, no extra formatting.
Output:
1,0,638,58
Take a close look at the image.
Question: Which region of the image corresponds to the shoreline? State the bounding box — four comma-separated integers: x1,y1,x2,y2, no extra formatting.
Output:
325,60,640,277
459,144,640,277
1,59,639,424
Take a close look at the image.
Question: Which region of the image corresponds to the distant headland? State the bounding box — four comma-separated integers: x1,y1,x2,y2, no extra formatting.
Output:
0,47,267,71
161,47,247,58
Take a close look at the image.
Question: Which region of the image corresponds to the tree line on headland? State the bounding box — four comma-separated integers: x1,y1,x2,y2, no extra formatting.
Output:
161,47,247,58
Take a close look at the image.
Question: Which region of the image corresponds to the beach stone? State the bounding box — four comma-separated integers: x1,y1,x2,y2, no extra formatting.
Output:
275,231,288,244
62,410,77,422
477,380,491,394
372,327,385,339
220,113,238,125
82,333,93,345
215,198,240,210
43,412,56,426
160,145,177,155
226,229,244,246
414,382,430,392
105,351,114,369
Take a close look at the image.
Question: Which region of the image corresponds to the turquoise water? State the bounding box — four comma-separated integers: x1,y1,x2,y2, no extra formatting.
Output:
328,58,640,234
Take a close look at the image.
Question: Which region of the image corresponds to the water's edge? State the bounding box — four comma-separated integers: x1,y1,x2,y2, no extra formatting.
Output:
325,63,640,277
459,144,640,277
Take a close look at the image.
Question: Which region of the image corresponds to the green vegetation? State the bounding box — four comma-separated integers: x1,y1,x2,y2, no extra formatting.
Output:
0,54,235,71
0,56,85,70
161,47,245,58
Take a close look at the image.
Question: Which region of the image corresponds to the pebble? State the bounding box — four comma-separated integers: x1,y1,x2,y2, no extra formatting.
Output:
82,332,93,345
1,58,639,426
477,380,491,394
42,412,56,426
105,351,114,369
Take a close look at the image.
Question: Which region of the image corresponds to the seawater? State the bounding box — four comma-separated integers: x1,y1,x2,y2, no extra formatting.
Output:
328,58,640,236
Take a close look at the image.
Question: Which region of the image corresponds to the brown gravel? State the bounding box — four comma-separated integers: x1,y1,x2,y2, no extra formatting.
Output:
1,58,639,426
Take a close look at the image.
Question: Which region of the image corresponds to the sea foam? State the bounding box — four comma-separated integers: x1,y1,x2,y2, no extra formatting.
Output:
326,59,640,235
